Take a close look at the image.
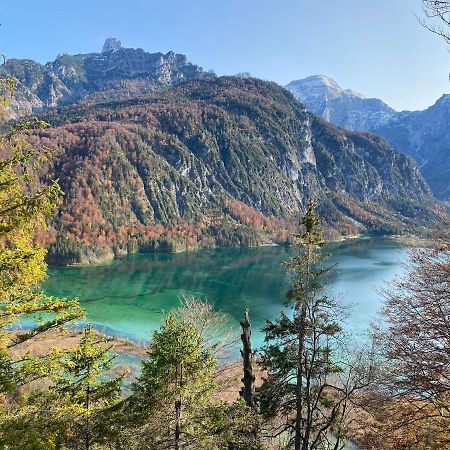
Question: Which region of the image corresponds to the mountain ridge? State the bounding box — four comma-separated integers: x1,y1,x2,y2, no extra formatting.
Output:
286,75,450,199
0,38,213,118
0,46,444,263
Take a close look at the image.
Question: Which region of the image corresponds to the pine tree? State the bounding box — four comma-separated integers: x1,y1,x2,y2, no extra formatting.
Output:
0,76,83,445
131,314,216,449
259,201,349,450
51,325,122,449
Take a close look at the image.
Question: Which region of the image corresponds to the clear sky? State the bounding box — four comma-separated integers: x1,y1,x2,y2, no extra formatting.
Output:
1,0,448,111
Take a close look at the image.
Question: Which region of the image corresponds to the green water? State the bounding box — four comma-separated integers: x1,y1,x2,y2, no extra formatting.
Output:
43,238,399,450
44,238,405,349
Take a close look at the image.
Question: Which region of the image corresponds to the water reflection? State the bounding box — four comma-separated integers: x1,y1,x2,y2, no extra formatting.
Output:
45,238,405,349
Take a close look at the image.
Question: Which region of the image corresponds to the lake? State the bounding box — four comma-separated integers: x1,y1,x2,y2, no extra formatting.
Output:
44,238,406,350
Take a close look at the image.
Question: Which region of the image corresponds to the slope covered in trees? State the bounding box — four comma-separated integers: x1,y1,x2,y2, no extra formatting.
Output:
25,76,440,264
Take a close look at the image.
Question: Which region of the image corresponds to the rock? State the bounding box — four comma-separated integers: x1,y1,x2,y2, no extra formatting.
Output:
0,43,211,118
102,38,122,53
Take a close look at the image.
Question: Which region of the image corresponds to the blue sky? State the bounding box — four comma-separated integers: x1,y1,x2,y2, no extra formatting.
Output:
1,0,448,110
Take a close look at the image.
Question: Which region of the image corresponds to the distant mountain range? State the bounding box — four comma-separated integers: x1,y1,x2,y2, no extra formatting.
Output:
3,41,447,201
0,38,213,118
286,75,450,199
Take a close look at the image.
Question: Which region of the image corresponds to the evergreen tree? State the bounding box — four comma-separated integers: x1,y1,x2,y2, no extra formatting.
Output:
131,314,216,449
0,77,83,445
51,325,122,449
259,201,349,450
201,401,263,450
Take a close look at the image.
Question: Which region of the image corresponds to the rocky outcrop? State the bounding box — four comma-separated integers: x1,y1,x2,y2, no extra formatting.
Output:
0,39,212,118
286,75,450,199
102,38,122,53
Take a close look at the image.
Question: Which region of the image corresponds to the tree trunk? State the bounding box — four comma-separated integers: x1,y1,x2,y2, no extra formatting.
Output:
296,244,312,450
175,399,181,450
240,306,256,410
295,298,307,450
85,382,91,450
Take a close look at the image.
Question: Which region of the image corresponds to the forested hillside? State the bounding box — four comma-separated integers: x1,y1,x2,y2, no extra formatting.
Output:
24,77,439,264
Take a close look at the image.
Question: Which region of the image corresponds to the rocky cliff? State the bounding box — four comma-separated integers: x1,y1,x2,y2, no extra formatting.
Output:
286,75,450,199
0,39,212,118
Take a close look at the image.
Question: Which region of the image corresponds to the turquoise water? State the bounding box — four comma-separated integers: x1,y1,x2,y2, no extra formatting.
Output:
44,238,405,350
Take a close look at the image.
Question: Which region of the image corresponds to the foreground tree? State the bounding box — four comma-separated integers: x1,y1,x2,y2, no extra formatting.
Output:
0,77,83,446
260,202,357,450
373,239,450,448
421,1,450,44
131,314,216,449
51,326,122,449
128,309,262,450
240,307,256,410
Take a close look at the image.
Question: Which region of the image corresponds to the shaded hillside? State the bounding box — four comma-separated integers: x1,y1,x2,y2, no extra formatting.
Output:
29,77,439,264
376,95,450,199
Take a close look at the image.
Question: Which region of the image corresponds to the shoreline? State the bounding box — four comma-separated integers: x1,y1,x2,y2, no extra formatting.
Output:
47,231,376,268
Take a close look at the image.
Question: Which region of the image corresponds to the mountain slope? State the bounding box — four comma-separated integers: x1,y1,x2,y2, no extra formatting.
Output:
376,95,450,199
0,39,212,118
286,75,450,199
27,77,438,264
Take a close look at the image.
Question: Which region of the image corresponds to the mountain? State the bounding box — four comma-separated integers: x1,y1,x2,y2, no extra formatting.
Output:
286,75,450,199
286,76,396,130
0,38,212,118
26,77,438,264
376,95,450,199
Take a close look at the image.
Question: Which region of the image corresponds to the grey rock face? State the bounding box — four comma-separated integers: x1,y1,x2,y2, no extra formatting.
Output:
102,38,122,53
286,75,450,199
376,95,450,199
0,41,212,117
286,75,396,130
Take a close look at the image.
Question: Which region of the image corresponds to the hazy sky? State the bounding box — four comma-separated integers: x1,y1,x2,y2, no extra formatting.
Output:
1,0,448,110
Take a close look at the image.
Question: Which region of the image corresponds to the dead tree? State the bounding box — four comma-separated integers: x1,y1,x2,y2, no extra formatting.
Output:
240,306,256,410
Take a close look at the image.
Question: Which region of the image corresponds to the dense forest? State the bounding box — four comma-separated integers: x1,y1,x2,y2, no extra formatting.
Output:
0,74,449,448
15,77,440,264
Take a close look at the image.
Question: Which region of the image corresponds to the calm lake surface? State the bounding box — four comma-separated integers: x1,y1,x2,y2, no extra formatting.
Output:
44,238,406,350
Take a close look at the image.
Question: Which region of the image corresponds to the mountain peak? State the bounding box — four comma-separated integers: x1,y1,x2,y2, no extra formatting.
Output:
301,74,343,89
435,93,450,107
286,75,365,101
102,38,122,53
286,75,449,199
285,74,395,132
0,42,212,118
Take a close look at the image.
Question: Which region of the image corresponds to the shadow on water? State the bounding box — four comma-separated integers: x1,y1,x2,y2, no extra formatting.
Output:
45,238,406,350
